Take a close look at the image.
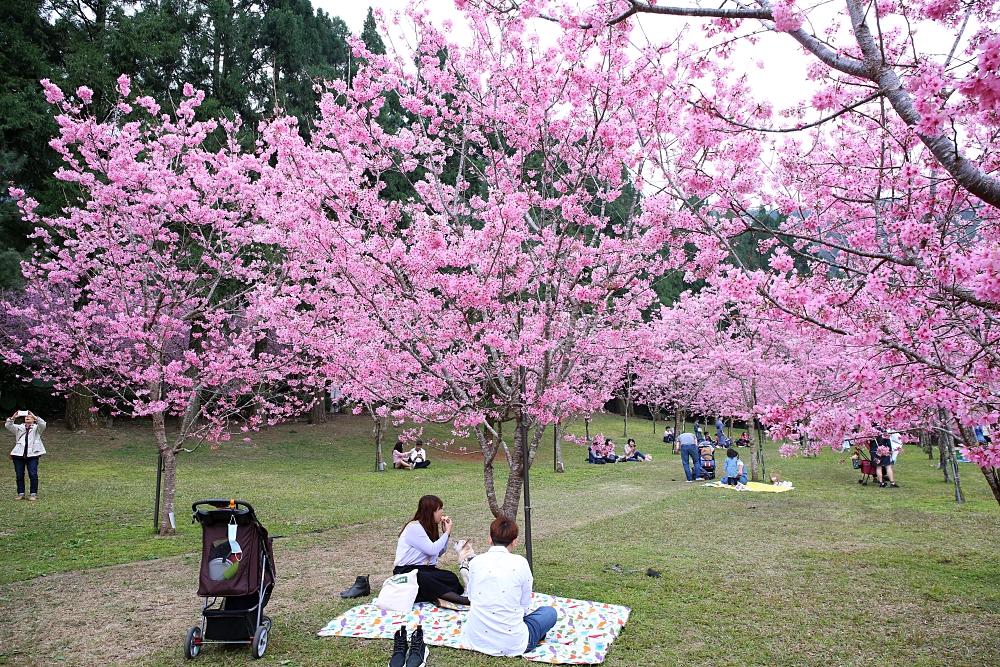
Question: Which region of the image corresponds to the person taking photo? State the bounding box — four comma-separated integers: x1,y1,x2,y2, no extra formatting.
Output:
6,410,46,500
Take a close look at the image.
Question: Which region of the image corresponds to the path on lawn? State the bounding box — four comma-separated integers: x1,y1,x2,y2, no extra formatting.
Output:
0,475,665,666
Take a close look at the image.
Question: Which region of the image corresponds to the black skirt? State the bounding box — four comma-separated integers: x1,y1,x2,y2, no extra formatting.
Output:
393,565,463,602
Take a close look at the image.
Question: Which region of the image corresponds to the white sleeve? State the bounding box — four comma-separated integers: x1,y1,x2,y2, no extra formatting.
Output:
520,561,533,615
403,523,449,557
4,419,15,434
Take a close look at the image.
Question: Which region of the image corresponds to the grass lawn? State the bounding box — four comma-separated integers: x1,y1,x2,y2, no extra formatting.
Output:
1,413,998,666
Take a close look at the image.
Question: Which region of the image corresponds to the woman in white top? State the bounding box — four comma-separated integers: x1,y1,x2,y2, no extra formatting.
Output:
393,495,469,605
6,410,46,500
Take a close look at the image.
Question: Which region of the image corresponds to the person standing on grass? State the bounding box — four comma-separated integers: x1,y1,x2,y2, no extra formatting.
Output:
869,427,899,488
461,516,557,656
693,421,704,441
6,410,46,501
677,430,701,482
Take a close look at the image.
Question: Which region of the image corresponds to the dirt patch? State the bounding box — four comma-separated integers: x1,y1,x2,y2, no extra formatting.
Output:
0,520,400,666
0,478,673,666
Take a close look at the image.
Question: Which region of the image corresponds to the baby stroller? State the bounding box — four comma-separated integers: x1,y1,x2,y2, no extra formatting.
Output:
699,444,716,480
185,499,275,660
852,446,877,486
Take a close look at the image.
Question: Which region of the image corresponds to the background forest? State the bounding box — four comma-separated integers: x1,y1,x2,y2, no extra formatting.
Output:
0,0,390,289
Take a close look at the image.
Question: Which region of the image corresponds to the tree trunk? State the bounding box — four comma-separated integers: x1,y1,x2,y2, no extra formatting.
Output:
152,409,178,536
980,466,1000,506
673,406,682,454
623,365,631,438
939,409,965,500
750,417,763,482
64,384,97,431
499,421,545,519
585,416,590,441
938,432,950,481
553,421,564,473
309,388,327,424
922,430,933,459
476,424,504,517
373,412,385,472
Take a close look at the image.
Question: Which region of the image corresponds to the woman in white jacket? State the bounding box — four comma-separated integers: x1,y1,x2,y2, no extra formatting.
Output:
6,410,46,500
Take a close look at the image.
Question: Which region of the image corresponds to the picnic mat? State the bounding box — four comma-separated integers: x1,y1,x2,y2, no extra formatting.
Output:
317,592,630,664
702,481,794,492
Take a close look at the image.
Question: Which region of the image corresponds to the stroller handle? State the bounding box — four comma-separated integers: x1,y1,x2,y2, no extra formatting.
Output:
192,499,256,514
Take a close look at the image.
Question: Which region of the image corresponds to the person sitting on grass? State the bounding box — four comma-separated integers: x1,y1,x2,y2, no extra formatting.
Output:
601,438,619,463
394,495,469,606
738,432,751,447
587,439,605,464
407,441,430,469
461,516,557,656
392,442,409,469
622,438,651,461
720,448,748,486
663,428,675,443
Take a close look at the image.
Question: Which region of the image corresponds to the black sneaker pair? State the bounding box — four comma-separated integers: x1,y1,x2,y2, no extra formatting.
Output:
389,625,427,667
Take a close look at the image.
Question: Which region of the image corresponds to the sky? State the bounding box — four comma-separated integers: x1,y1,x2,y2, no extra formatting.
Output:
316,0,815,111
314,0,971,122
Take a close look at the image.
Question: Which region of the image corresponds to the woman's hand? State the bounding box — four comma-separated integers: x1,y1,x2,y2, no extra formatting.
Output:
441,517,453,534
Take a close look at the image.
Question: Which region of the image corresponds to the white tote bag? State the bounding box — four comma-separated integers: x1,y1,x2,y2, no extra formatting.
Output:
374,569,420,612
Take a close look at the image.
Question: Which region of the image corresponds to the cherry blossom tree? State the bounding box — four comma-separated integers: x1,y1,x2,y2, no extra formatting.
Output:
255,8,685,517
508,0,1000,502
3,77,316,534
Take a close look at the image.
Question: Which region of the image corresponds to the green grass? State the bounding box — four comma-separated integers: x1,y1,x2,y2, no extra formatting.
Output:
2,413,998,666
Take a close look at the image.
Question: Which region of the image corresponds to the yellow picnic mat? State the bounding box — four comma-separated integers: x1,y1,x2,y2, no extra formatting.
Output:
702,481,794,492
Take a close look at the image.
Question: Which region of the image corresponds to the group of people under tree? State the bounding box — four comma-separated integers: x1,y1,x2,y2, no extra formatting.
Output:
587,437,651,464
676,424,751,484
390,495,557,663
393,441,430,470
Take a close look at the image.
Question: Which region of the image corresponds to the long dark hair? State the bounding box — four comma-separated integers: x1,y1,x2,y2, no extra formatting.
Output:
394,442,404,453
401,494,442,541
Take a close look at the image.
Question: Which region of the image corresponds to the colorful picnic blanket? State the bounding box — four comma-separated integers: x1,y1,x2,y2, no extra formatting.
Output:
317,592,630,664
702,480,794,492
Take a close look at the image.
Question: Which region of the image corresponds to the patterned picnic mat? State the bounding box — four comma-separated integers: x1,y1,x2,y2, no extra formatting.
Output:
317,592,630,664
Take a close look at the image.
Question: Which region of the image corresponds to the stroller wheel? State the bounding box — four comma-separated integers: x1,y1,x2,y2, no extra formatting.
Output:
252,623,269,659
262,615,272,629
184,626,201,659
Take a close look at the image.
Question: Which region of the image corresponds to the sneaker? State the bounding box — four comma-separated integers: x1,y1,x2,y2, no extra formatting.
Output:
405,625,428,667
388,627,407,667
879,482,887,488
685,479,694,483
889,482,899,488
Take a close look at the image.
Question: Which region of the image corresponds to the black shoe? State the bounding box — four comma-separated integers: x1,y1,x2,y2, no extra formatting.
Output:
889,482,899,488
340,575,371,598
388,627,407,667
879,482,887,488
405,625,428,667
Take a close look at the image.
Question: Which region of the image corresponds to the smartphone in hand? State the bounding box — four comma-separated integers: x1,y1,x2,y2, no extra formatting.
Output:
16,410,29,418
